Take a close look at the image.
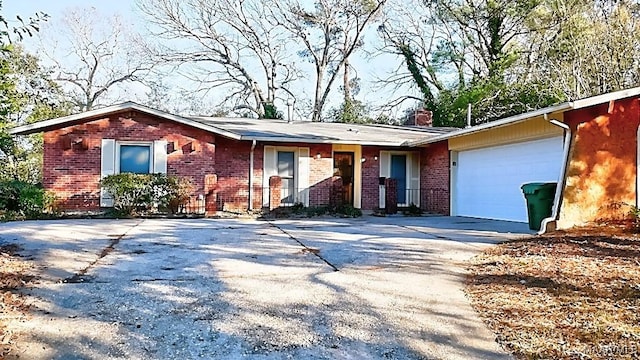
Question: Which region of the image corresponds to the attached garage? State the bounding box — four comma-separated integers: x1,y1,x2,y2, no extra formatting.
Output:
451,136,564,222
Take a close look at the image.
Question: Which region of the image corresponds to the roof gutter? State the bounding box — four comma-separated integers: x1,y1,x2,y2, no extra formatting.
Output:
539,116,572,234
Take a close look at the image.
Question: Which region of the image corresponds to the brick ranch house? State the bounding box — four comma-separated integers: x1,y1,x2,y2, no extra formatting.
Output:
9,87,640,230
9,103,454,215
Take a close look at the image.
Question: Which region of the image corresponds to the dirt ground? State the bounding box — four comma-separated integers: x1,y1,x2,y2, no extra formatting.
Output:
0,244,33,357
467,225,640,360
0,216,529,359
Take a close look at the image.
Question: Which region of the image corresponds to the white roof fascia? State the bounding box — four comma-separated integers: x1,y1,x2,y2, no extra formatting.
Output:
410,86,640,147
410,103,571,146
8,102,242,140
570,86,640,110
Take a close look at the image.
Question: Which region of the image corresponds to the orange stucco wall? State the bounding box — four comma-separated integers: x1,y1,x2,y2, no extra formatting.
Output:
558,97,640,228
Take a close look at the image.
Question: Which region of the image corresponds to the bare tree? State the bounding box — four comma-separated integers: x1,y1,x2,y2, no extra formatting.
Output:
0,7,49,45
378,0,549,93
375,0,569,126
376,0,448,109
271,0,387,122
529,0,640,99
137,0,300,118
39,8,153,112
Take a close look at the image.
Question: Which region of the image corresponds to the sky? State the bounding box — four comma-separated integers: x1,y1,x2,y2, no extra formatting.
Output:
4,0,140,49
4,0,136,21
2,0,411,119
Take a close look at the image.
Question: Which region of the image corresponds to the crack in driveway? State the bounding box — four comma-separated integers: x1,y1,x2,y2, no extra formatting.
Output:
63,219,145,283
267,220,340,272
397,224,452,240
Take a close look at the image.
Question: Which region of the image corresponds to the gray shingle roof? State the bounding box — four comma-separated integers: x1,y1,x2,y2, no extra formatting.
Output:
189,116,454,146
8,102,455,146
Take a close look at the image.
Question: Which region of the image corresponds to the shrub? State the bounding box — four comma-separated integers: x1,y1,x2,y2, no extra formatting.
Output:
628,205,640,232
100,173,194,216
268,203,363,218
332,204,362,218
306,206,328,217
289,202,305,213
403,203,423,216
0,180,56,220
597,202,637,231
101,173,151,215
157,175,194,214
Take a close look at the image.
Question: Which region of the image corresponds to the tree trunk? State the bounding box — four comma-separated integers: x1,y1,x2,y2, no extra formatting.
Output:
313,67,325,122
343,58,351,105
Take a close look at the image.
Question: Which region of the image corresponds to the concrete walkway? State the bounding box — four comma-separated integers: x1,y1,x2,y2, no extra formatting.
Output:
0,216,529,359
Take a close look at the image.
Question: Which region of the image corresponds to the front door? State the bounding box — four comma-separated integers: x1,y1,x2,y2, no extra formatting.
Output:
391,154,407,204
333,152,354,205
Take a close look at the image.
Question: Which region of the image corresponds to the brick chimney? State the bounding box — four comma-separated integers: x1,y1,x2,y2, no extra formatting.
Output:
405,109,433,127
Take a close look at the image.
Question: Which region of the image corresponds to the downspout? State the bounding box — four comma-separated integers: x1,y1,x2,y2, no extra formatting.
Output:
249,140,257,211
539,116,572,234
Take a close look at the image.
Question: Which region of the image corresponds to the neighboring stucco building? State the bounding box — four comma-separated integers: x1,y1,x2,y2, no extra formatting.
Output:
412,87,640,230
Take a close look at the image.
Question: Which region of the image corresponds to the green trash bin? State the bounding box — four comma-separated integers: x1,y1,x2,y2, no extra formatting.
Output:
521,182,557,231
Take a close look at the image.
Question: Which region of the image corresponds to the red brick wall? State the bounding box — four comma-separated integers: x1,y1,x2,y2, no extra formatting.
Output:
307,144,334,207
420,141,450,215
559,96,640,227
213,141,335,211
214,137,252,212
252,143,264,210
43,110,216,211
43,110,453,214
361,146,381,210
250,143,333,208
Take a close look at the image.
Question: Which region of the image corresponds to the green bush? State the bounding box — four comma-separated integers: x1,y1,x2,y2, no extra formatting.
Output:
332,204,362,218
0,180,55,220
626,205,640,232
306,206,328,217
403,203,423,216
269,203,362,218
158,175,194,214
100,173,194,216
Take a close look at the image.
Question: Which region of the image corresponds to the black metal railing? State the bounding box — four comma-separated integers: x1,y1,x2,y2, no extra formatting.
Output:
175,196,206,215
260,187,310,207
214,185,447,213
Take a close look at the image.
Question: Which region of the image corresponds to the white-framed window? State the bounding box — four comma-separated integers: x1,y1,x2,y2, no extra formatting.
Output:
263,146,310,207
277,150,296,203
116,142,153,174
100,139,167,207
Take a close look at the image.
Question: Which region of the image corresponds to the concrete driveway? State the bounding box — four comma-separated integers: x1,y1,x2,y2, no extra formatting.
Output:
0,216,529,360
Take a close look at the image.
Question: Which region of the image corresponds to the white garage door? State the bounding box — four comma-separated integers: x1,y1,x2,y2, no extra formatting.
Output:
453,137,563,222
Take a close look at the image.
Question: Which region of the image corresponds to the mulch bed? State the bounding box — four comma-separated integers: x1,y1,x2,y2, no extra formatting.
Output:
0,244,34,357
466,225,640,359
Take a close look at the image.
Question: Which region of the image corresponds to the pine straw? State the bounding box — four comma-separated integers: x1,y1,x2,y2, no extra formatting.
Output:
0,244,33,357
466,226,640,360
